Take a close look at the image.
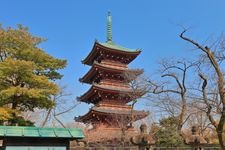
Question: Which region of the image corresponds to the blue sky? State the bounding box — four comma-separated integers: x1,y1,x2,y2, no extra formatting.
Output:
1,0,225,122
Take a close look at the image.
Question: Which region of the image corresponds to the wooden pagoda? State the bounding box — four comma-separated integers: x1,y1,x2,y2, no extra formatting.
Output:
75,12,149,142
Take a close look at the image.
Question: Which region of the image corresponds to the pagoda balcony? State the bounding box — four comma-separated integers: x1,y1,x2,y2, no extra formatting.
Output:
79,61,143,84
96,103,132,110
100,59,127,69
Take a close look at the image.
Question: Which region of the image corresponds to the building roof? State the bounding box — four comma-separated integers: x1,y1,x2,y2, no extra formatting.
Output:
78,83,146,104
75,106,149,123
100,41,137,52
80,61,143,84
0,126,84,138
82,42,141,66
78,84,133,103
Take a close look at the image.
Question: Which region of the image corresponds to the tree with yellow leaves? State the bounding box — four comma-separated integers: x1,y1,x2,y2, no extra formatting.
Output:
0,24,66,126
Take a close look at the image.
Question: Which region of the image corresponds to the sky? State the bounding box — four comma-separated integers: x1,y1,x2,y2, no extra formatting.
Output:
1,0,225,123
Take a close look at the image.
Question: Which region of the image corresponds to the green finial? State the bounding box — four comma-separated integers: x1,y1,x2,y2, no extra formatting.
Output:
107,11,112,43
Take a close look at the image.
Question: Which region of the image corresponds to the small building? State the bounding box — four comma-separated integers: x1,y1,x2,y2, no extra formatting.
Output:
0,126,84,150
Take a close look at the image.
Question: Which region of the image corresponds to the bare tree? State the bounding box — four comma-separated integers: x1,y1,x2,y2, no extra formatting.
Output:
123,71,150,124
180,29,225,149
40,85,80,127
24,85,80,127
147,60,195,134
113,70,150,145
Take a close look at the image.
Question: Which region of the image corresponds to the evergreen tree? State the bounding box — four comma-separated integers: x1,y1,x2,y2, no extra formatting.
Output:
0,24,66,125
155,116,185,147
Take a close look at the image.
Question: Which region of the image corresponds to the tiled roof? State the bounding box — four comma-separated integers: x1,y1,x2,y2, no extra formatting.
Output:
82,42,141,66
78,84,132,101
78,83,146,104
0,126,84,138
100,41,137,52
75,106,149,123
79,61,143,84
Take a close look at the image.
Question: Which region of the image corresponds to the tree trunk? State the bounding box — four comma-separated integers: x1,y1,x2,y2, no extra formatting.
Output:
41,109,52,127
217,107,225,149
178,94,186,133
180,31,225,149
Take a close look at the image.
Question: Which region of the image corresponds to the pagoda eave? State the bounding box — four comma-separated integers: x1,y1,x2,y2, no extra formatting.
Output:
78,84,134,103
80,62,144,84
75,106,149,124
82,42,141,66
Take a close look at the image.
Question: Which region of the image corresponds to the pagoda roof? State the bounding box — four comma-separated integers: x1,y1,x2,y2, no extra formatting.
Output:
79,61,143,84
82,41,141,66
100,41,136,52
78,84,133,103
75,106,149,123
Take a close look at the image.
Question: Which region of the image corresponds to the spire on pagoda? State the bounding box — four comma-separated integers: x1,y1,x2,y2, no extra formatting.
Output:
106,11,112,43
107,11,113,43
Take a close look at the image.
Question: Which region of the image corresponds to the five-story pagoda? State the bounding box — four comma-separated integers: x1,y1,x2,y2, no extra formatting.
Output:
76,12,148,142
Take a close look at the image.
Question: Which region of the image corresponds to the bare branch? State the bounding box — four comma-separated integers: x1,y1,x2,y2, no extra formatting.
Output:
199,73,217,129
180,30,208,53
162,73,183,92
